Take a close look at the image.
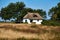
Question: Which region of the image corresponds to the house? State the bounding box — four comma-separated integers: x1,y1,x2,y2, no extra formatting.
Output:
23,12,43,24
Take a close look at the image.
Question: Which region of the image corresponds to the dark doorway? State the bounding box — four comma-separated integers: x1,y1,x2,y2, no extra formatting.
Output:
30,20,33,22
25,20,27,23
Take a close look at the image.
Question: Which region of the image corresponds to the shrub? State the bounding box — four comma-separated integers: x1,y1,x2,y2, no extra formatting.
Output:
42,20,60,26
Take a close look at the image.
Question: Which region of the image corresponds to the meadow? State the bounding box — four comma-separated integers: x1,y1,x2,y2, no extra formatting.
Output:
0,23,60,40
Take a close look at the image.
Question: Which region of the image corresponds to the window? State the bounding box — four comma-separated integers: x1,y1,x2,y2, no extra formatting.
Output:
37,20,39,21
25,20,27,23
33,14,38,17
30,20,33,22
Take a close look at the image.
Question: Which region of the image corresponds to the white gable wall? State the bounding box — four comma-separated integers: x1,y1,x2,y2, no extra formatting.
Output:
33,20,42,24
23,19,42,24
23,19,31,24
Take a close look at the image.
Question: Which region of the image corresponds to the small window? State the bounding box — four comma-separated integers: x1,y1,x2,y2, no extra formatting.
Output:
25,20,27,23
33,15,38,17
37,20,39,21
30,20,33,22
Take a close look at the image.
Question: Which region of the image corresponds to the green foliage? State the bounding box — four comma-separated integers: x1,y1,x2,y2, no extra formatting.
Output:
49,2,60,20
0,2,25,21
0,2,46,22
34,9,46,18
42,20,60,26
44,2,60,26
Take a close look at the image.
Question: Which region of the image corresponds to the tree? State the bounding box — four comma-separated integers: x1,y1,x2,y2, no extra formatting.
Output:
0,2,25,22
15,8,46,22
49,2,60,20
0,2,46,22
15,8,34,22
34,9,46,18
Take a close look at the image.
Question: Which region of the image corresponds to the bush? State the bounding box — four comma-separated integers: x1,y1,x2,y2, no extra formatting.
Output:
42,20,60,26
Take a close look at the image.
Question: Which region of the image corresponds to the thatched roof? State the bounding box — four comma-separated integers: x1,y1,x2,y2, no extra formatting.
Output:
23,12,43,20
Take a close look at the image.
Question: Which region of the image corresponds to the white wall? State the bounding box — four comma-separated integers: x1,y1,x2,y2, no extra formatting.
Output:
23,19,31,24
23,19,42,24
33,20,42,24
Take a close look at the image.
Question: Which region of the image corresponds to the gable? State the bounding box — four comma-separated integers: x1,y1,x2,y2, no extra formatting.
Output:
23,12,43,20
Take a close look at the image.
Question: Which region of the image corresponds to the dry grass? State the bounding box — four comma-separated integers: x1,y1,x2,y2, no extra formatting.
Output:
0,23,60,40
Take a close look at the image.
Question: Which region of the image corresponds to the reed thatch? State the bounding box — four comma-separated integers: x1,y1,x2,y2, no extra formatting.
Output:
23,12,43,20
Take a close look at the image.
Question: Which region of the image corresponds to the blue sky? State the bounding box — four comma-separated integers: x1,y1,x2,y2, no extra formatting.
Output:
0,0,60,20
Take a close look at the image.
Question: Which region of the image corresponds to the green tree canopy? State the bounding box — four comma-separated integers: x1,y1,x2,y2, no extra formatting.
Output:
0,2,46,22
49,2,60,20
0,2,25,21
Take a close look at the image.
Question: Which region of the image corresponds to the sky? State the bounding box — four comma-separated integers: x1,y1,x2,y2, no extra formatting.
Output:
0,0,60,21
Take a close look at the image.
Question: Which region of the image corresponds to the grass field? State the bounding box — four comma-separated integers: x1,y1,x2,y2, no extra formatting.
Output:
0,23,60,40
